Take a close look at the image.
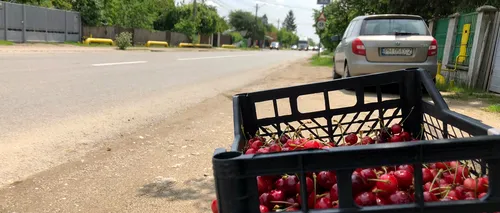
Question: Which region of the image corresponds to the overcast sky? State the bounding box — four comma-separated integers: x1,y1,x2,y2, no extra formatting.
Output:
176,0,324,42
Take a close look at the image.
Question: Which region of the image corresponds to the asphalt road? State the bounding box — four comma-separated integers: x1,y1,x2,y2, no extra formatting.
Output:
0,49,312,187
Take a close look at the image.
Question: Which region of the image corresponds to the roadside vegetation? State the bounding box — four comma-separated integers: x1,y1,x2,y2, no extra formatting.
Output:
0,40,14,45
310,55,334,67
437,81,500,113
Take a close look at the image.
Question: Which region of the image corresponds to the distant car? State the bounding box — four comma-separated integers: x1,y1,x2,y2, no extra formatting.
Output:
298,40,308,51
270,42,280,50
291,45,298,50
332,14,438,80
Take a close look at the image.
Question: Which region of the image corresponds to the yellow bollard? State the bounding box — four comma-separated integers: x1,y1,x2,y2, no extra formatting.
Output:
436,62,446,85
146,41,168,47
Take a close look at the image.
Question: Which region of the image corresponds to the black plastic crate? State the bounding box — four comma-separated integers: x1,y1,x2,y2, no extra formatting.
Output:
212,68,500,213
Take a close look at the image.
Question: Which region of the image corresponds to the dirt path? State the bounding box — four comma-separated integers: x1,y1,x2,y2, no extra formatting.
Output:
0,61,498,213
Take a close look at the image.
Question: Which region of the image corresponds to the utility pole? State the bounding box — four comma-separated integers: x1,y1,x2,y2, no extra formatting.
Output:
193,0,197,19
193,0,198,43
318,5,324,57
277,19,280,30
253,3,259,48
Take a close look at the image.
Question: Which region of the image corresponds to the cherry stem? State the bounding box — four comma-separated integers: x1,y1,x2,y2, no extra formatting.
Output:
452,161,459,185
429,169,444,193
368,179,389,183
382,166,388,175
313,173,318,205
270,201,295,205
400,106,414,125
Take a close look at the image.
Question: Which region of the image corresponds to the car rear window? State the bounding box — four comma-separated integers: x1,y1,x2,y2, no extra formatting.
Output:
360,18,429,35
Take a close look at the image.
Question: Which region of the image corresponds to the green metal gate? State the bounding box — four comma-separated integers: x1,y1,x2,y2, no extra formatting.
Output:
449,12,478,67
433,18,449,62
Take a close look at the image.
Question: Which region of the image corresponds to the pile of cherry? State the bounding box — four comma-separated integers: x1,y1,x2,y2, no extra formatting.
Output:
211,124,490,213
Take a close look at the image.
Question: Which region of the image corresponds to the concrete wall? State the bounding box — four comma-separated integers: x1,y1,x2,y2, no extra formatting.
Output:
133,29,166,45
220,34,232,45
0,1,81,43
170,32,189,46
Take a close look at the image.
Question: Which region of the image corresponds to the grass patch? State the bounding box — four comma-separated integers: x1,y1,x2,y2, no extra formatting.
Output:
320,49,334,56
64,41,114,47
0,40,14,45
310,55,334,67
486,104,500,113
437,81,500,113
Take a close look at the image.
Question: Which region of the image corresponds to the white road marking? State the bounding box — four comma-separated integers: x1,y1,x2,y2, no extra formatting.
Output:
177,54,257,61
91,61,147,67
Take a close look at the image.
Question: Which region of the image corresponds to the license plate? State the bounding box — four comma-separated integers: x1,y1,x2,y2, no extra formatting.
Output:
380,48,413,56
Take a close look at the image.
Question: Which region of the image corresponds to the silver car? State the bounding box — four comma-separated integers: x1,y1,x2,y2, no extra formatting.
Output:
332,14,438,79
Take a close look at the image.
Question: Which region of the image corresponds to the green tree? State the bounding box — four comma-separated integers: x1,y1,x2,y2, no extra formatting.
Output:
307,38,316,46
283,10,297,32
71,0,102,26
277,28,298,48
174,18,197,41
228,10,265,40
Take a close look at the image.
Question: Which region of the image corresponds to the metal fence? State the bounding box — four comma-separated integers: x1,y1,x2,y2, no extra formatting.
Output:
0,1,81,43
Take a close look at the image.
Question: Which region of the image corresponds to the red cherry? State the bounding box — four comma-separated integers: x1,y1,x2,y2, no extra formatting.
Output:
275,175,299,196
456,166,470,178
256,147,270,154
479,192,487,199
359,169,377,188
464,191,476,199
373,174,398,195
422,168,434,183
245,148,257,154
391,124,403,134
315,197,333,209
376,196,391,205
423,182,439,192
259,205,269,212
398,165,414,174
355,192,377,206
304,140,322,149
345,133,358,145
279,134,290,144
251,140,264,150
330,184,339,201
257,176,273,195
423,191,438,202
317,171,337,189
296,177,314,194
269,144,282,153
270,190,285,202
447,189,463,200
400,131,411,141
361,136,375,145
390,135,403,143
389,191,413,204
352,172,369,196
211,199,218,213
464,178,488,194
394,170,413,190
259,193,272,208
434,162,450,170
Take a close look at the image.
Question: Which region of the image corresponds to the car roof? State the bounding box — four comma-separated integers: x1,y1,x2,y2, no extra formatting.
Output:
353,14,423,21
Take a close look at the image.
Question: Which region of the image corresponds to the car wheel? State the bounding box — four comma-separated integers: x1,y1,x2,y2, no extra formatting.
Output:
333,66,342,79
343,64,351,78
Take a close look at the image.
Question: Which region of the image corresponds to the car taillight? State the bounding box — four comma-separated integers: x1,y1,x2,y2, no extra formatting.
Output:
428,39,438,56
352,38,366,56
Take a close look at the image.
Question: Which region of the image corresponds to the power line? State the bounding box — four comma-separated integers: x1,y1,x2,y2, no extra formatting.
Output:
215,0,254,10
254,0,318,11
211,0,233,11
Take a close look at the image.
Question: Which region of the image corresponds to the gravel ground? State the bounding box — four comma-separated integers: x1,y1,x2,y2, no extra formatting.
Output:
0,60,499,213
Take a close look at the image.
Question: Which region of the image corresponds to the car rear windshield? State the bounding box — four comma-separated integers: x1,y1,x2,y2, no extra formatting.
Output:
360,18,429,35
